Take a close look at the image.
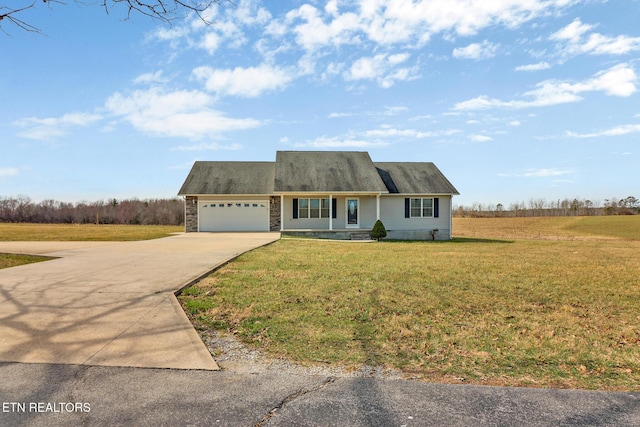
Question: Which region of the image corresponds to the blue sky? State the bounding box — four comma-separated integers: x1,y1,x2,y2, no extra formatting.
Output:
2,0,639,207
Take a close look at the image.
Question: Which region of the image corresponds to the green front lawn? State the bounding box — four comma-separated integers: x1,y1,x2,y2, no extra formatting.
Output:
180,217,640,391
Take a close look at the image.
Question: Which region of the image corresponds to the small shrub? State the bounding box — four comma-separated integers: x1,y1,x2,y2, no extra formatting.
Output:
370,219,387,241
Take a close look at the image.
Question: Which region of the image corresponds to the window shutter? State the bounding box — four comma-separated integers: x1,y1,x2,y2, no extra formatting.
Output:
293,198,298,219
434,197,439,218
332,198,337,219
405,198,410,218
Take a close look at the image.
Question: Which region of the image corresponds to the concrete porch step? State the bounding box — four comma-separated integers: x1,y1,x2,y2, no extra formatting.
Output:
350,232,373,241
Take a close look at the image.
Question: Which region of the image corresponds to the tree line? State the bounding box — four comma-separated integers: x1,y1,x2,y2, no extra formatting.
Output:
454,196,639,218
0,196,184,225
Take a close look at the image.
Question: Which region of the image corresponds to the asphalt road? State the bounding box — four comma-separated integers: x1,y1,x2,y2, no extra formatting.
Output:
1,362,638,426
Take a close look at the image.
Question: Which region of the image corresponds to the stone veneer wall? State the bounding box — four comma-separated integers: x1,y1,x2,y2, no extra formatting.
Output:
185,196,198,232
269,196,281,232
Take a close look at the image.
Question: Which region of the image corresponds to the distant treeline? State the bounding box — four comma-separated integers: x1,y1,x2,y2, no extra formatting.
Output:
0,196,184,225
455,196,639,218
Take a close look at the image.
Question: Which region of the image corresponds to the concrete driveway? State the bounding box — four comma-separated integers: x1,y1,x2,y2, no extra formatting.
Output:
0,232,280,370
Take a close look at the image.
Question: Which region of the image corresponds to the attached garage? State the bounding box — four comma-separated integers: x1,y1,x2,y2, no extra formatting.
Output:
198,200,269,232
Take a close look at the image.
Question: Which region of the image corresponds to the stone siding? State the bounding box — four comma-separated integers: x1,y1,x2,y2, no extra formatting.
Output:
269,196,281,231
185,196,198,232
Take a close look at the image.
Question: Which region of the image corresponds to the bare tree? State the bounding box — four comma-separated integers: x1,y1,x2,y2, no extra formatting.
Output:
1,0,222,34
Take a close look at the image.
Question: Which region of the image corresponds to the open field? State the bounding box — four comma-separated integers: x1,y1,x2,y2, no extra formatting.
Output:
453,215,640,241
180,216,640,390
0,223,183,270
0,223,183,241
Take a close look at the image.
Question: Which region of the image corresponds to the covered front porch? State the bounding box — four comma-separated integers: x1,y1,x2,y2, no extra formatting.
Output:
277,193,383,233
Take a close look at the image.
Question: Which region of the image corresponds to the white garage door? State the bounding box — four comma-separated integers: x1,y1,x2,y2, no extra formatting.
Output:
199,200,269,232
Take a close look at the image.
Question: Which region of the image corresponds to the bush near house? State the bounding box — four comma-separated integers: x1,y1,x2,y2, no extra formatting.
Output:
370,220,387,241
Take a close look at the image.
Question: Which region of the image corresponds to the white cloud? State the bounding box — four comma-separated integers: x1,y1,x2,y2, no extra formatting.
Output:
172,142,244,151
515,62,551,72
328,112,353,118
199,20,248,54
294,136,388,148
104,87,261,139
193,64,294,97
364,127,461,139
454,63,637,110
153,25,191,42
14,112,102,141
345,53,417,88
285,4,363,51
551,18,640,56
469,134,493,142
550,18,593,43
133,71,167,85
348,54,388,80
523,169,575,177
453,41,499,60
150,0,272,56
383,106,409,115
566,124,640,138
499,168,575,178
281,0,576,51
0,167,19,178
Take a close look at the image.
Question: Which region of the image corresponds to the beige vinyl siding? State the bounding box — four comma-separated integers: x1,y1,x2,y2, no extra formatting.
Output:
379,195,453,239
282,196,345,230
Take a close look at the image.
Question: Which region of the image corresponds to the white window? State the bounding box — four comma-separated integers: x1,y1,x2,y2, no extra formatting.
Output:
410,198,433,218
298,198,330,219
309,198,319,218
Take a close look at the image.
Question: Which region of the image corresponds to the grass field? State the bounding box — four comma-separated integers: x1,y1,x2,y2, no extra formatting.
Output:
0,223,183,270
453,215,640,241
0,223,183,241
0,253,53,270
180,216,640,391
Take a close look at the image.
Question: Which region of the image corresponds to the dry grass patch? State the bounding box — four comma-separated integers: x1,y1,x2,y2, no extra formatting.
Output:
0,223,183,241
453,216,640,241
0,253,53,270
181,228,640,390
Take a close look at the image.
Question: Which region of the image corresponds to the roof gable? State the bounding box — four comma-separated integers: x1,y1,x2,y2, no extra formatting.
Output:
274,151,389,193
375,162,460,194
178,161,275,195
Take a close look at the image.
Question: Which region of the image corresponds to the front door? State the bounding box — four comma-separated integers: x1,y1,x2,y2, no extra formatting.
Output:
346,198,359,228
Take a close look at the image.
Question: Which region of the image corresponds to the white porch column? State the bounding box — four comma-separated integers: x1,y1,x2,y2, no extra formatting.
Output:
376,194,380,220
280,195,284,231
329,195,333,231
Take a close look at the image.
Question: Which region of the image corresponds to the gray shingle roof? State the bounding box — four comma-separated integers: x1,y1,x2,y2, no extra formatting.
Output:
177,153,459,196
274,151,389,193
374,162,460,194
178,161,275,195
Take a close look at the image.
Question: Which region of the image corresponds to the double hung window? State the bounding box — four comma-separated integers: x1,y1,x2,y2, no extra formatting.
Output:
298,198,330,219
410,198,433,218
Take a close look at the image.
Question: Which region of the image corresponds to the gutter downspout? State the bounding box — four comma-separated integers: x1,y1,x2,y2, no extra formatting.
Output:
449,195,453,240
280,195,284,232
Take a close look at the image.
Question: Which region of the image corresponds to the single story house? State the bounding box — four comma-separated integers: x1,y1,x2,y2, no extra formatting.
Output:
177,151,459,240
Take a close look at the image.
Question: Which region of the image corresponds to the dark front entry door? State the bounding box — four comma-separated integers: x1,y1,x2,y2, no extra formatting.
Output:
347,198,359,227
